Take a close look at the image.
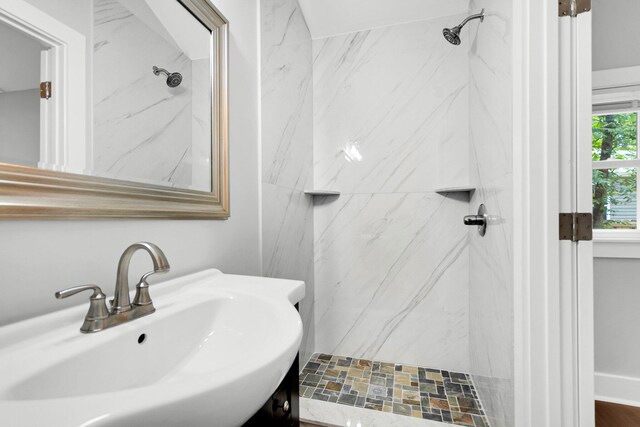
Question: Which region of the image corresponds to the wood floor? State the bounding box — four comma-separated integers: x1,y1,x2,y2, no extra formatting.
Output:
596,401,640,427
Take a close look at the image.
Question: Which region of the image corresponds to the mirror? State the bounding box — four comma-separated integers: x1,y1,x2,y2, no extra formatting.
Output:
0,0,228,219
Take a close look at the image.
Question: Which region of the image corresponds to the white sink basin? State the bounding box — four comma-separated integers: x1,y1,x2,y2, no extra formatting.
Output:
0,269,304,427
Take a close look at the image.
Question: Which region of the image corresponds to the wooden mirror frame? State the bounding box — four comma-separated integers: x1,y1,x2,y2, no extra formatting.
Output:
0,0,229,220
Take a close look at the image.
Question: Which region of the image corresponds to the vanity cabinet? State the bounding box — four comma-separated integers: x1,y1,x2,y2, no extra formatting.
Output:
242,303,300,427
242,355,299,427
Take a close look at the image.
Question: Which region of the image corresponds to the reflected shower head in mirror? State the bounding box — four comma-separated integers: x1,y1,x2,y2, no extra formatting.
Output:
442,9,485,45
152,66,183,88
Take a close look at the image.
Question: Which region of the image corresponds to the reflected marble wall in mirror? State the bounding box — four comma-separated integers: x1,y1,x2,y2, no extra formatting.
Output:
0,0,218,193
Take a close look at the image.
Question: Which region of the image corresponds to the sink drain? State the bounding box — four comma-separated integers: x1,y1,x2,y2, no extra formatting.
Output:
138,333,147,344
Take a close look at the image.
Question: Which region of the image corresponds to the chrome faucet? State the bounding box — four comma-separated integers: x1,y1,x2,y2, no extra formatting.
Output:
55,242,170,333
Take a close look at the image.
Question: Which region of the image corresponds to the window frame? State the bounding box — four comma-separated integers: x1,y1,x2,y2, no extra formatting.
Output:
592,106,640,236
592,77,640,256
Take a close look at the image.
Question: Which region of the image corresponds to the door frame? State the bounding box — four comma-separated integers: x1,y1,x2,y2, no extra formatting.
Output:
573,9,595,426
0,0,86,174
513,1,594,426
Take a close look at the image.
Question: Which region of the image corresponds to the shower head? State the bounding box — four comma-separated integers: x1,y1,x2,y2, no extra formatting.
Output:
443,26,462,45
442,9,485,45
152,66,183,88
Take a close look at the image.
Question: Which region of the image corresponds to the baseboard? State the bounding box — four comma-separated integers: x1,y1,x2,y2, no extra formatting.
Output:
595,372,640,407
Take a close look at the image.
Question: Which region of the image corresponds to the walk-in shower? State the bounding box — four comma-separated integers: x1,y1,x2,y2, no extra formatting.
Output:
442,9,485,45
261,0,514,425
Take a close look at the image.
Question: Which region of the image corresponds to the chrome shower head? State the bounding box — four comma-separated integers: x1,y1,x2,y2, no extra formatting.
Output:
443,26,462,45
443,9,485,45
165,72,182,88
152,66,183,88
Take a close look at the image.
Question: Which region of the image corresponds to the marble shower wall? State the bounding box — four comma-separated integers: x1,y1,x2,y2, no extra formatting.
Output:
467,1,514,426
260,0,315,366
312,16,472,372
92,0,209,191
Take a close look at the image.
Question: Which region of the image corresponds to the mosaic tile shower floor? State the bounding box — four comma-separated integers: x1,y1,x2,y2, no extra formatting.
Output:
300,353,489,427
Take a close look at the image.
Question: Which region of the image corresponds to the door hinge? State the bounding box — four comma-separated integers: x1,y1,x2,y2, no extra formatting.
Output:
40,81,52,99
559,213,593,241
559,0,591,17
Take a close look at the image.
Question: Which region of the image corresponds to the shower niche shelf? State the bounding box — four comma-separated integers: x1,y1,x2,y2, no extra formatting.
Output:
304,190,341,197
435,186,476,197
435,186,475,194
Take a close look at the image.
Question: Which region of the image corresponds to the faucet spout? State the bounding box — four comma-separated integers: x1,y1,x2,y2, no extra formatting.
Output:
111,242,170,313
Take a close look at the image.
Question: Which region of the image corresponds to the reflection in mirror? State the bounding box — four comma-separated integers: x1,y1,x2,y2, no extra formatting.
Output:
0,0,215,193
92,0,212,192
0,21,47,168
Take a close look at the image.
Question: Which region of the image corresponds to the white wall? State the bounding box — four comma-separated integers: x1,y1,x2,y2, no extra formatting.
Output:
23,0,92,36
312,14,471,371
594,258,640,378
0,0,261,327
594,258,640,404
0,89,40,167
0,22,45,93
593,0,640,71
592,0,640,404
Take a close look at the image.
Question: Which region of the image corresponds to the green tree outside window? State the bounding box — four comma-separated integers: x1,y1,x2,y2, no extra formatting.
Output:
592,113,637,229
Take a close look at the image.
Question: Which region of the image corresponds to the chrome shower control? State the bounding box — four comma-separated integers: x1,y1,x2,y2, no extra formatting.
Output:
464,204,488,236
464,216,485,226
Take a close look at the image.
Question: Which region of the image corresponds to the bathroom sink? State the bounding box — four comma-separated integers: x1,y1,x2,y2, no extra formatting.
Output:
0,269,304,427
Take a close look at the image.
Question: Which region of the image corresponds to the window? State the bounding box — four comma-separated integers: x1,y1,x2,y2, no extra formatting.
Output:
591,71,640,256
592,109,640,231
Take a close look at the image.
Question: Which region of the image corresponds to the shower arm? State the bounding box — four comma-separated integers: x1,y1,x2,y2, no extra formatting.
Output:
457,11,485,29
153,66,170,77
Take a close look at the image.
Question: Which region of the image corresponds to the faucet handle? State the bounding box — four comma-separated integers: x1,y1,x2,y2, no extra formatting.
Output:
56,284,104,300
132,271,164,307
55,285,110,321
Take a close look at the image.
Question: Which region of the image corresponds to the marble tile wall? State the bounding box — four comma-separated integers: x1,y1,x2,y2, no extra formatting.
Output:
92,0,209,191
260,0,315,366
312,16,472,372
260,6,515,421
467,1,514,426
191,58,212,191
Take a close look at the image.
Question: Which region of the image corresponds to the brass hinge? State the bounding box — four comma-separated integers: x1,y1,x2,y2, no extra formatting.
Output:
40,81,52,99
559,0,591,17
559,213,593,241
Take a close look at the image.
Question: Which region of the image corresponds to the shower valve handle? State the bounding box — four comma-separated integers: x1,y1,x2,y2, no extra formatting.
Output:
463,215,486,226
464,204,488,236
